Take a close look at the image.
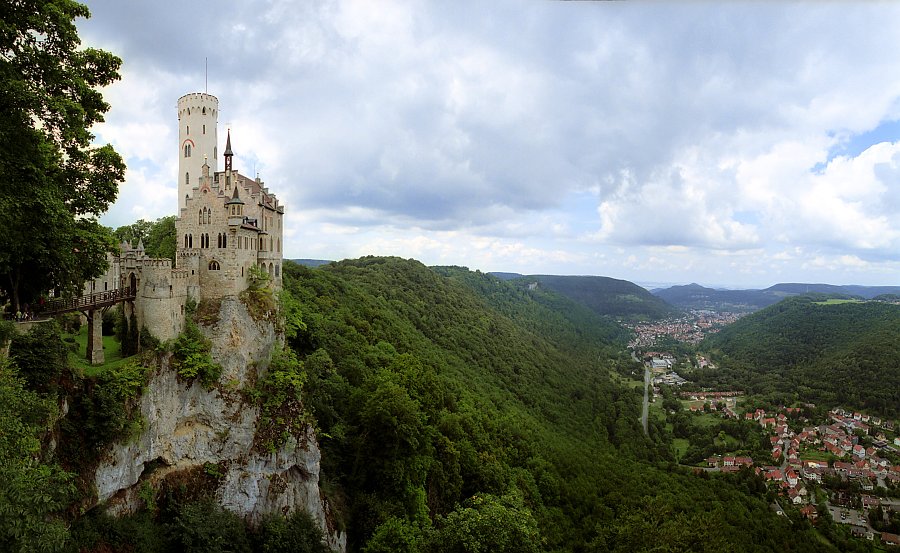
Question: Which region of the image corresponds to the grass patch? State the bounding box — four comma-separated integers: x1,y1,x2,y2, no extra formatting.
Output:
673,438,690,460
800,449,833,462
692,412,723,428
813,299,863,305
65,325,138,376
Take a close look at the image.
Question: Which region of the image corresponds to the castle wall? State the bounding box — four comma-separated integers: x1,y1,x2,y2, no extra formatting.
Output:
136,258,187,342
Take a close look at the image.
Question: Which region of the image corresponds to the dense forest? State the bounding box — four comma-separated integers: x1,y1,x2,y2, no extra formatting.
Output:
694,296,900,418
278,258,832,551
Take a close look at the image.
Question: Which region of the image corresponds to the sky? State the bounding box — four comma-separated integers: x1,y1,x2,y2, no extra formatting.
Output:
76,0,900,289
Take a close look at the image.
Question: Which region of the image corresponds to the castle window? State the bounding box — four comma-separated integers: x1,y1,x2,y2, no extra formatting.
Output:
189,234,193,248
202,107,206,115
242,267,244,277
208,260,220,271
269,263,273,276
277,238,280,252
223,235,227,248
275,264,280,277
202,124,206,134
185,172,190,185
186,124,189,133
206,208,211,225
198,210,202,224
184,144,191,157
214,146,217,159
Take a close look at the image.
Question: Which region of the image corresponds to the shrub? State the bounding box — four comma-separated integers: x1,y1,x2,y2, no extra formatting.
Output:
254,510,329,553
9,321,68,394
166,499,251,553
171,319,221,388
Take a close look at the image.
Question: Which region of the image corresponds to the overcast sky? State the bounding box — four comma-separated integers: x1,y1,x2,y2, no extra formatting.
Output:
78,0,900,288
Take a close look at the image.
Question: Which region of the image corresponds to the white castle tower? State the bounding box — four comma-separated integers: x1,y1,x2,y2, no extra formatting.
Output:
177,93,219,211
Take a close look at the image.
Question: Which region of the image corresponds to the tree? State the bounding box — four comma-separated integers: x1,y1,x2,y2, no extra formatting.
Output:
0,359,75,552
0,0,125,310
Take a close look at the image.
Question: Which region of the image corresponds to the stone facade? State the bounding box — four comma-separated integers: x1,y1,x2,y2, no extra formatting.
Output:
83,93,284,341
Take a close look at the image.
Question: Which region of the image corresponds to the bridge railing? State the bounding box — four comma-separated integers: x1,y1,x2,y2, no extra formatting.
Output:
38,287,136,315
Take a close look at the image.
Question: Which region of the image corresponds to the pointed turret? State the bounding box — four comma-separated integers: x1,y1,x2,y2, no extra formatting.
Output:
227,184,245,226
224,129,233,157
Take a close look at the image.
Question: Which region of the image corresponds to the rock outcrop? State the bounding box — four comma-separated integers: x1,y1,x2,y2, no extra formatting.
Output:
93,297,345,551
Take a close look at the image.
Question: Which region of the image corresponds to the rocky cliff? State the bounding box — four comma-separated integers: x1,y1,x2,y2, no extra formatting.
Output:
93,296,345,551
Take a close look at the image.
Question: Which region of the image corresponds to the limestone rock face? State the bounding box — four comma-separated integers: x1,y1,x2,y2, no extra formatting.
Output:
93,297,345,551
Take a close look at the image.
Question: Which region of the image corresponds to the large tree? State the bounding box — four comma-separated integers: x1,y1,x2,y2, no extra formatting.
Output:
0,0,124,310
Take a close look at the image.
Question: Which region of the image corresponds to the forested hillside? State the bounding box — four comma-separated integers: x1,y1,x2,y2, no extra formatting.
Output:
695,296,900,417
282,257,831,552
514,274,679,321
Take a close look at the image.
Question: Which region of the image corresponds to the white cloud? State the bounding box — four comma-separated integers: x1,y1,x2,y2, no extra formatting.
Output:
77,0,900,286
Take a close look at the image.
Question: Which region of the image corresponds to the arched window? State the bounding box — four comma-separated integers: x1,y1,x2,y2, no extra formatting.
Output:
275,264,280,277
217,233,221,248
222,235,227,248
185,172,190,185
202,107,206,115
184,234,189,248
202,124,206,134
206,209,211,225
188,234,193,248
208,260,220,271
198,209,203,224
186,123,189,133
269,263,274,276
277,238,280,252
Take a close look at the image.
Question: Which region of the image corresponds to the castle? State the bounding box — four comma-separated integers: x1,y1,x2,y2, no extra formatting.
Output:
83,93,284,357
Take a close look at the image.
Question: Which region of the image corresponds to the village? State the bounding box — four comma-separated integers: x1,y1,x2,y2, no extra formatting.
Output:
676,391,900,546
625,310,744,349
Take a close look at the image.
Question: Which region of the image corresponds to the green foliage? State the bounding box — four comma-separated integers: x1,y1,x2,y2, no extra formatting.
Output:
249,264,271,291
166,500,252,553
279,289,307,341
57,360,149,475
0,0,124,311
697,297,900,417
9,321,69,394
0,359,75,553
254,510,329,553
113,217,177,262
427,493,541,553
255,347,309,452
116,308,139,356
280,257,831,552
171,318,221,388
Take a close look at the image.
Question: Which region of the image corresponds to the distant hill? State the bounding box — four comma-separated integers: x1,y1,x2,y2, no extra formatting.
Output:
695,296,900,418
488,271,524,280
290,258,333,268
515,274,680,321
653,282,900,312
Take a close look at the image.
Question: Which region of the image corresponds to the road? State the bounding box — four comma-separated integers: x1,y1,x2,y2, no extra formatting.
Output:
642,365,650,436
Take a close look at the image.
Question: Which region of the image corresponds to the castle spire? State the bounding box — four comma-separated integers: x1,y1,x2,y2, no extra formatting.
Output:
224,129,233,157
224,129,233,179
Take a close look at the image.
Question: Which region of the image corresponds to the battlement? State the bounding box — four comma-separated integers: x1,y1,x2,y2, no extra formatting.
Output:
141,258,173,269
178,250,201,258
171,269,189,279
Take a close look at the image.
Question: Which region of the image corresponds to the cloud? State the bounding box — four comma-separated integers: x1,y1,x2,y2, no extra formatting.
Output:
78,0,900,285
